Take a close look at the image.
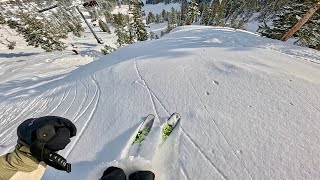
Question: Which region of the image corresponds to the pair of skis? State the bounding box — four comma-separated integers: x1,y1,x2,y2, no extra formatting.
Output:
128,113,181,157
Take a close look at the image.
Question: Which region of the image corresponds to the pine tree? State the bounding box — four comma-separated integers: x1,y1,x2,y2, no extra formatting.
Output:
237,18,245,29
98,0,117,14
211,0,225,26
0,38,16,50
101,44,116,55
224,0,242,22
7,19,20,30
180,0,188,26
130,0,148,41
127,16,136,44
104,11,113,23
71,21,85,38
113,13,131,46
164,0,171,5
7,39,16,50
168,7,178,31
201,3,210,25
161,9,168,21
0,13,5,24
87,7,99,22
257,0,291,23
155,14,160,23
64,18,85,38
166,11,171,21
187,0,200,25
230,14,237,28
53,7,84,38
149,31,156,39
161,30,166,36
99,19,111,34
241,0,258,22
159,13,164,23
146,12,156,24
281,1,320,42
261,0,320,49
176,11,182,26
10,12,68,52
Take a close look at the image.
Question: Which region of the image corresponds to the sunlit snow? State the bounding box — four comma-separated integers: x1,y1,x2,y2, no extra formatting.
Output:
1,25,320,180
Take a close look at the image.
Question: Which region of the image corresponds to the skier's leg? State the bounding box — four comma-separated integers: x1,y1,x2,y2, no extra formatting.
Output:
100,166,126,180
129,171,155,180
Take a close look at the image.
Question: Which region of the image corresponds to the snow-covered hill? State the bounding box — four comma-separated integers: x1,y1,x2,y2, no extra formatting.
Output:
1,26,320,179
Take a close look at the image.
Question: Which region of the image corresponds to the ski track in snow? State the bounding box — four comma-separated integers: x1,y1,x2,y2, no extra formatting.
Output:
284,82,320,114
199,51,260,179
179,159,191,180
33,94,48,115
134,60,163,122
37,87,59,116
31,93,49,115
134,60,173,123
1,87,50,128
61,83,77,117
57,84,75,114
180,128,228,180
72,77,97,122
0,99,35,144
182,61,254,179
32,88,58,117
134,79,171,118
0,82,66,145
47,84,73,115
149,89,171,117
72,79,90,123
66,73,101,158
178,127,194,180
274,79,320,150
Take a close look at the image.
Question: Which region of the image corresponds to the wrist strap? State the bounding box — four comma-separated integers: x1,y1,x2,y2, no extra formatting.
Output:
47,152,71,173
31,141,71,173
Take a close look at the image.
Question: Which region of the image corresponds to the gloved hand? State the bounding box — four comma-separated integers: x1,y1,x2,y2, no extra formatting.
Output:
17,116,77,173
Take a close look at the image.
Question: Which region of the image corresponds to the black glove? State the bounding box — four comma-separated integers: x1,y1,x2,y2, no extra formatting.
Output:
30,139,71,172
17,116,77,173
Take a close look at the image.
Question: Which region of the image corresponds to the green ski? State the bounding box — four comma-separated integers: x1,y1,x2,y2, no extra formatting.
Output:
161,113,181,144
128,114,155,156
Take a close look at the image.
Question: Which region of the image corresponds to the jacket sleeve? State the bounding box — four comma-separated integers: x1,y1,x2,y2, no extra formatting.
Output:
0,144,46,180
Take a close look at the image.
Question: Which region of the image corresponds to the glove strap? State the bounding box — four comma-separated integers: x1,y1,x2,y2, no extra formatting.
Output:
31,141,71,173
47,152,71,173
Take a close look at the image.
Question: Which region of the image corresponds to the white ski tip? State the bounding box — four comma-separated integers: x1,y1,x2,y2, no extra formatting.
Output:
167,113,181,127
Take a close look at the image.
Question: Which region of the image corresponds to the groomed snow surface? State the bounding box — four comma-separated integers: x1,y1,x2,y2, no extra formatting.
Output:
1,26,320,180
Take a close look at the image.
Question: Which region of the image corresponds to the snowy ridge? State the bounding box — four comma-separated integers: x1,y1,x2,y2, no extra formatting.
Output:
0,26,319,179
169,26,320,64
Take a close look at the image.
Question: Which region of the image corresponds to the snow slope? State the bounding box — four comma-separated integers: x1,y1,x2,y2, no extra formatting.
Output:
143,3,181,14
1,26,320,180
112,3,181,15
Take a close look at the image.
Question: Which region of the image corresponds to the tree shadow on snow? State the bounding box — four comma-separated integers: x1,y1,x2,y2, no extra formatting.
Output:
74,42,98,48
0,73,71,102
79,49,102,59
0,52,39,58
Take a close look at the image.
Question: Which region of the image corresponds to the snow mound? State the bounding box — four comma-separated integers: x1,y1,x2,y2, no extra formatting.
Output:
0,26,320,180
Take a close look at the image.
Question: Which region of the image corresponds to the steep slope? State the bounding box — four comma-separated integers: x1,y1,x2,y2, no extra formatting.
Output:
0,26,320,180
